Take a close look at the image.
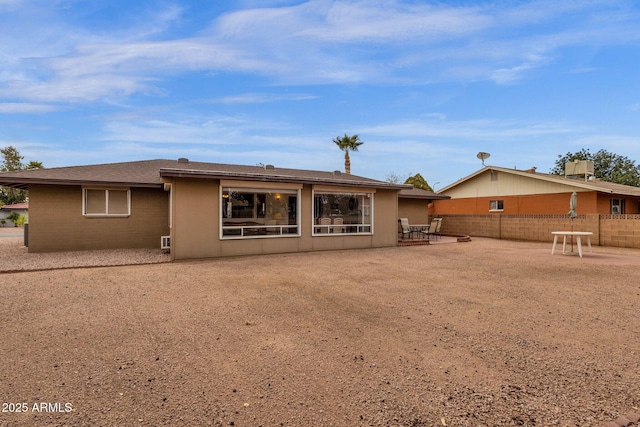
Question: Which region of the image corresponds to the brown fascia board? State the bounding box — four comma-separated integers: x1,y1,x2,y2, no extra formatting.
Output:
399,193,450,200
159,168,410,190
0,177,162,190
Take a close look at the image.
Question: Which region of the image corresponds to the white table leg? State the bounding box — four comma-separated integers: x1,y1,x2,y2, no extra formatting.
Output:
551,235,558,254
562,235,567,254
586,237,593,254
577,236,583,257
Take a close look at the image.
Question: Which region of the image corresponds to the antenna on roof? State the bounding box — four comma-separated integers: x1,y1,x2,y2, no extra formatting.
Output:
476,152,491,166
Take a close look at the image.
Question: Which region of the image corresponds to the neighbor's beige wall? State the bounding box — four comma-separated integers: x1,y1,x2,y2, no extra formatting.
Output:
27,184,169,252
170,179,399,260
444,170,584,198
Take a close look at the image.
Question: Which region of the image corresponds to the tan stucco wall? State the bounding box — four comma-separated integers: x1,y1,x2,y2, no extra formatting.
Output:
27,184,169,252
398,199,429,224
170,178,399,260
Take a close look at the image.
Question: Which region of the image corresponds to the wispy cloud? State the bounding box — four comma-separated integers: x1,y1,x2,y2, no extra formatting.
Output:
1,0,638,105
361,116,580,140
0,103,61,113
212,93,317,104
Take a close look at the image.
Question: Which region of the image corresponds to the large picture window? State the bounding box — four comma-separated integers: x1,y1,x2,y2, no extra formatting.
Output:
221,187,299,238
83,188,130,216
312,191,373,235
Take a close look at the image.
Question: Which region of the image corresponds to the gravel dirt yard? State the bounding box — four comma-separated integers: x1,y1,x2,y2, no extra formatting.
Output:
1,232,639,426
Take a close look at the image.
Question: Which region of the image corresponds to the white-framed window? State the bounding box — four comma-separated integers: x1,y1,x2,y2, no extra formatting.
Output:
489,200,504,212
221,187,300,239
82,188,130,217
312,190,373,235
611,198,625,214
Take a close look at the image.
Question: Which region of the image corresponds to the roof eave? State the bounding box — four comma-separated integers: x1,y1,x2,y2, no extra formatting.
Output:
160,168,409,190
399,194,451,200
0,177,162,189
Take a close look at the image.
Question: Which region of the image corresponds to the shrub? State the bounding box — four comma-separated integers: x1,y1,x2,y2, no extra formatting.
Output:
7,212,20,225
15,214,27,227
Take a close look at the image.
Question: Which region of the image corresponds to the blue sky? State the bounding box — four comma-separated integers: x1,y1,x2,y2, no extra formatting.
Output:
1,0,639,189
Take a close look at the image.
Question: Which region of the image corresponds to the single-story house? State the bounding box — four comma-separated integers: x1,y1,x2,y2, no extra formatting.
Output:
432,165,640,216
0,201,28,225
0,159,409,259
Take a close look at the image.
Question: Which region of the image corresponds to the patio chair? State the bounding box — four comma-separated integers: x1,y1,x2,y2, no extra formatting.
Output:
319,217,331,233
422,218,442,240
399,218,414,240
333,217,346,233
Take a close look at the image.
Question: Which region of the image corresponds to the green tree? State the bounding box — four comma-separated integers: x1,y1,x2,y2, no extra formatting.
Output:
1,146,24,171
332,134,363,174
550,149,640,187
1,146,44,205
404,173,433,192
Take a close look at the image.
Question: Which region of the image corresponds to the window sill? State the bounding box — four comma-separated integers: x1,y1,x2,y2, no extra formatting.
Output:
221,234,300,240
83,214,130,218
488,209,504,213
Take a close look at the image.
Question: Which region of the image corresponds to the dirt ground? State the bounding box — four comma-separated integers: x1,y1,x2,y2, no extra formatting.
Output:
1,236,639,426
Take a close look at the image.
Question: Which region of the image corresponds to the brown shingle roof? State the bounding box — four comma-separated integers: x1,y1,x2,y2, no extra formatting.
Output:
399,187,450,200
0,159,408,190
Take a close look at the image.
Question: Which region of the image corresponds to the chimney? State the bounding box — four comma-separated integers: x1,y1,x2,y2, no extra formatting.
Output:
525,167,537,173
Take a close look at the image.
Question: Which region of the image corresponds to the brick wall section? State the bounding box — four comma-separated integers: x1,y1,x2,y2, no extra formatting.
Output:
28,184,169,252
437,213,639,248
599,214,640,248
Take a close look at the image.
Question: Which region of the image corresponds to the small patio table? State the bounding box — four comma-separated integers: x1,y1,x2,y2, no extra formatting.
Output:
551,231,593,258
409,224,429,240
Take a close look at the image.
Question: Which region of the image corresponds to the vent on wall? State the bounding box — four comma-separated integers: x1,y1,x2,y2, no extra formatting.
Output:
161,236,171,250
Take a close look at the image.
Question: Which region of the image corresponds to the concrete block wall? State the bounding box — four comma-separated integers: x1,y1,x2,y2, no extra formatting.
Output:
437,213,640,248
599,214,640,248
438,214,499,238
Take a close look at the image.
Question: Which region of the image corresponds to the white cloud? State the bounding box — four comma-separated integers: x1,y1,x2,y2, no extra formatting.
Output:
0,103,60,113
212,93,317,104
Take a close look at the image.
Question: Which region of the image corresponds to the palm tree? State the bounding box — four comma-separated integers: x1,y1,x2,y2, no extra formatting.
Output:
332,134,363,174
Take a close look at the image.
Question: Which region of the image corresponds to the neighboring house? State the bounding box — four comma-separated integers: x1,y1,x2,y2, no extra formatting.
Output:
432,165,640,216
398,188,450,224
0,159,408,259
0,202,28,225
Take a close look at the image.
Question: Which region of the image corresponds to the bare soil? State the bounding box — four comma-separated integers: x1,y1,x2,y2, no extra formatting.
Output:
1,234,639,426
